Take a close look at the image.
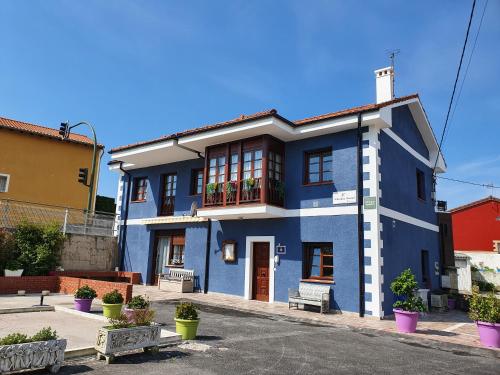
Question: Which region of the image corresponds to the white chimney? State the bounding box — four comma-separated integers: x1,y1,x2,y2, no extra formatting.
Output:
374,66,394,103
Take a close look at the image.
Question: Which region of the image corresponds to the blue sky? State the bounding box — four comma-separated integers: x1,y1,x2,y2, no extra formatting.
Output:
1,0,498,208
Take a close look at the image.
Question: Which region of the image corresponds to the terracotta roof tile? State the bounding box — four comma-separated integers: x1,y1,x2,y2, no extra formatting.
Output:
110,94,419,154
0,116,97,147
449,196,500,213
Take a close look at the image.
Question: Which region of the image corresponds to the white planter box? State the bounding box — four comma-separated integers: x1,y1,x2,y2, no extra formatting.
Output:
0,339,66,374
95,325,161,363
4,269,23,277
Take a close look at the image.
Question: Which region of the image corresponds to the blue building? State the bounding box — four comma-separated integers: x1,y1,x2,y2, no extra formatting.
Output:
109,67,446,318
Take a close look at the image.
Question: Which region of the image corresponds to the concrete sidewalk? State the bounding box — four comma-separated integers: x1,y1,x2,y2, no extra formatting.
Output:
133,285,496,352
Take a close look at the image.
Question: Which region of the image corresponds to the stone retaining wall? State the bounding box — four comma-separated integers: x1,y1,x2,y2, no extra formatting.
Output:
60,233,118,271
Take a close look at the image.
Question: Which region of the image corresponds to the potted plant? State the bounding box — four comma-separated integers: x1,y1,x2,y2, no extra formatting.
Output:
74,285,97,313
102,289,124,319
0,327,66,373
244,177,255,190
4,259,23,277
447,293,457,310
175,302,200,340
391,268,426,333
467,286,500,348
95,309,160,364
124,295,150,322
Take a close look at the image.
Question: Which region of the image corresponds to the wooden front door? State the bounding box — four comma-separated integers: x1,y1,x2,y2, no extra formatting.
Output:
252,242,270,302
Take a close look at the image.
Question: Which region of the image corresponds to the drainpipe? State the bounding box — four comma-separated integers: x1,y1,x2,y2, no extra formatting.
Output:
118,162,132,271
203,218,212,293
357,112,365,318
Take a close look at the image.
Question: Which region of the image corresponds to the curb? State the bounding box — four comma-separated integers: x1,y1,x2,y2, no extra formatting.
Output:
65,346,96,359
0,306,54,314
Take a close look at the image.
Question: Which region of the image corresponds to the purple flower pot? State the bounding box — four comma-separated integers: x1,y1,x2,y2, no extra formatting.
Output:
393,309,419,333
447,298,456,310
74,298,93,313
476,321,500,348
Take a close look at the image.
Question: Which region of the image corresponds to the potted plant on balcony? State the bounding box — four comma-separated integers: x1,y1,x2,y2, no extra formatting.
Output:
468,286,500,348
244,177,255,190
102,289,124,319
391,268,426,333
0,327,66,373
175,302,200,340
4,259,23,277
95,308,160,364
74,285,97,313
124,295,150,322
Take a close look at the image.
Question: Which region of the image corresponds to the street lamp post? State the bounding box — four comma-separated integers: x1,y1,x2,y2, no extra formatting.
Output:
59,121,98,212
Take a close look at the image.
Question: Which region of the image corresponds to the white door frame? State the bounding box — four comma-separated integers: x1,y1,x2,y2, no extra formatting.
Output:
244,236,275,303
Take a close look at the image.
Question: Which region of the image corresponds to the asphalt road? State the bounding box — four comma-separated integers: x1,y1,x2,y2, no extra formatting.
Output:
55,301,498,375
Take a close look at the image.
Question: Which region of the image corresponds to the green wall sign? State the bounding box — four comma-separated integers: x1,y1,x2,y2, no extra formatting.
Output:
364,196,377,210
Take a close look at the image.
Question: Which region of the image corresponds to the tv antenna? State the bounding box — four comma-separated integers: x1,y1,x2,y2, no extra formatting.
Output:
386,49,400,98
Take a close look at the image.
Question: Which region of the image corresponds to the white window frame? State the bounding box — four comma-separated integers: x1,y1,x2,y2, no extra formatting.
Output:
0,173,10,193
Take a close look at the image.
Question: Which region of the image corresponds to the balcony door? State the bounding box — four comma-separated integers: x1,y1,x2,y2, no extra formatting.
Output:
160,173,176,216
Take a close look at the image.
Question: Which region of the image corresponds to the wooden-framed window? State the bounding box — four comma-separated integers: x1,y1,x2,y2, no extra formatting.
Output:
191,169,204,195
131,177,147,202
154,233,185,273
305,149,332,184
242,149,262,181
229,153,239,182
208,155,226,185
268,151,283,181
303,243,334,281
416,168,426,200
160,173,176,216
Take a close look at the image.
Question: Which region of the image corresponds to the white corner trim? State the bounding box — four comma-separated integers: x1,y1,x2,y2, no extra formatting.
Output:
244,236,275,303
382,128,432,168
111,139,176,160
379,206,439,232
0,173,10,193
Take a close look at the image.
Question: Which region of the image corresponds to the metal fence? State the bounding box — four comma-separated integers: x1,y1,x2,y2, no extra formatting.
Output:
0,199,116,237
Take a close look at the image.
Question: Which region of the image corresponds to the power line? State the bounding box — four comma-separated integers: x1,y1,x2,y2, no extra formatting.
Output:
437,175,500,189
443,0,489,145
433,0,477,172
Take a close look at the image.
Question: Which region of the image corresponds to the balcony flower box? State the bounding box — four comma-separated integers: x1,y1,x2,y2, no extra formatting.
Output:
95,324,161,364
0,339,67,374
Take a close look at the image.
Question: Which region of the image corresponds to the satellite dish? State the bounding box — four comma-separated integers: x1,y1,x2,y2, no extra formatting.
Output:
190,201,198,217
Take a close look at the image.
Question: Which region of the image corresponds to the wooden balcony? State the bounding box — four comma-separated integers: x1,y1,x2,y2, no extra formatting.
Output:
202,135,285,209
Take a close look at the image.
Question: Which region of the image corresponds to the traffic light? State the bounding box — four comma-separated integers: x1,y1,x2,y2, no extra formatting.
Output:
78,168,88,185
59,122,69,139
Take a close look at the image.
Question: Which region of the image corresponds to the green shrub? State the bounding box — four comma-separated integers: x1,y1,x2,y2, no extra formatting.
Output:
102,289,124,304
390,268,426,312
30,327,58,342
108,313,133,330
127,295,149,310
0,333,30,345
473,280,495,292
5,259,22,270
74,285,97,299
468,286,500,323
175,302,199,320
13,222,64,276
0,327,58,345
0,229,16,271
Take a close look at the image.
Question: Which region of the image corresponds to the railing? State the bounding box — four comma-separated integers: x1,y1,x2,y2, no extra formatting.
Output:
0,199,116,237
240,177,262,203
268,178,285,206
160,196,175,216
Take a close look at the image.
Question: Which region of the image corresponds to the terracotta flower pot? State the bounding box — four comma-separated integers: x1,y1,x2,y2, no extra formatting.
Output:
393,309,419,333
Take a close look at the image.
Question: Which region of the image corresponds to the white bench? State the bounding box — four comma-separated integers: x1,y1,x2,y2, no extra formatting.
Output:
288,282,330,314
158,269,194,293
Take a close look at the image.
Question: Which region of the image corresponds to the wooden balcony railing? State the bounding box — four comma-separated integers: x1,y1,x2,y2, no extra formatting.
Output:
160,196,175,216
203,177,282,207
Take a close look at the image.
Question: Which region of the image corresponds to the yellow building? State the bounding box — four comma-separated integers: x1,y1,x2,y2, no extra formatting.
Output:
0,116,103,210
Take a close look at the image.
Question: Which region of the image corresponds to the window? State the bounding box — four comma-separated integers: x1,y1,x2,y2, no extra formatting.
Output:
191,169,203,195
303,243,334,281
268,151,283,181
243,149,262,181
305,149,332,184
421,250,430,287
0,174,10,193
131,177,147,201
208,155,226,184
230,153,239,182
155,234,185,270
416,169,426,200
160,173,176,215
